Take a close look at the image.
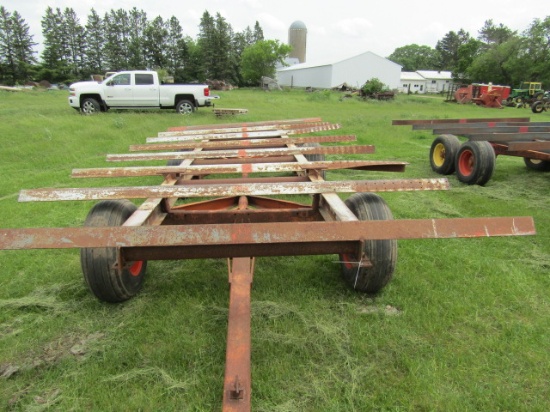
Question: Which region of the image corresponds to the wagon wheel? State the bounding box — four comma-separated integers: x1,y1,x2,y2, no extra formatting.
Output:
80,200,147,303
429,134,461,175
339,193,397,293
455,141,496,186
524,158,550,172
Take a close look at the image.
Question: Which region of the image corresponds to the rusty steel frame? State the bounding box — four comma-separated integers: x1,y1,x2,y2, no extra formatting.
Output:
394,118,550,162
0,117,537,412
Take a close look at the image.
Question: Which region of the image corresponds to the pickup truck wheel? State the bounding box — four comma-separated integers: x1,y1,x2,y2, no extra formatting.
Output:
176,100,195,115
81,98,101,115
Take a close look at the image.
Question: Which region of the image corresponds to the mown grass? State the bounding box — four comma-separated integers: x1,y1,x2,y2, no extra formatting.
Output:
0,88,549,411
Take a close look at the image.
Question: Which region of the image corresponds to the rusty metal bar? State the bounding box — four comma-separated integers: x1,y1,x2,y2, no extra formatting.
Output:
392,117,530,126
0,217,535,251
148,130,291,143
72,161,407,179
159,122,332,137
223,257,254,412
130,135,357,151
18,178,450,202
434,127,550,136
106,145,376,162
411,122,535,130
166,118,323,132
466,132,550,142
491,144,550,160
507,141,550,151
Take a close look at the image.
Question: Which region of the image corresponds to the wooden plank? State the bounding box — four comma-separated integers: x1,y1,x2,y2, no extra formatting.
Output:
165,118,323,132
18,178,450,202
0,217,535,250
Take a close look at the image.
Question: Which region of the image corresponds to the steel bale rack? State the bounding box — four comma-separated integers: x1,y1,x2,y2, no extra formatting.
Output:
0,117,536,411
393,116,550,185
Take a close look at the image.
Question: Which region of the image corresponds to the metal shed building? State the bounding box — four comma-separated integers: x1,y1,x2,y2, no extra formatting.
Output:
276,51,402,90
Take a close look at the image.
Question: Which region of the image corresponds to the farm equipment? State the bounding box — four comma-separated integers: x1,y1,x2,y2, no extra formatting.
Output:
393,117,550,185
453,83,510,108
0,118,536,411
503,82,545,106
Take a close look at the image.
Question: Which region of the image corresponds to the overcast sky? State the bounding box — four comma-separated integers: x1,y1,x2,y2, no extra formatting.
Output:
3,0,548,63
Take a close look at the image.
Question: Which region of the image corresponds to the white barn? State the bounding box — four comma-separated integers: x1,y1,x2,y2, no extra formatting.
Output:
415,70,453,93
400,71,428,94
276,51,402,90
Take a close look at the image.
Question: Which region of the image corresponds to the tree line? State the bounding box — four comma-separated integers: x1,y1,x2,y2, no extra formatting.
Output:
0,6,290,87
1,7,549,89
388,17,550,88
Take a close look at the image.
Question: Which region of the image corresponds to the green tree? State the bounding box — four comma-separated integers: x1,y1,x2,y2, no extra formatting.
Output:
197,11,235,81
387,44,440,71
478,20,516,48
85,9,105,74
435,29,472,72
41,7,71,81
127,8,148,69
63,8,86,79
165,16,188,81
103,9,131,71
240,39,291,86
520,16,550,86
144,16,168,69
0,7,36,84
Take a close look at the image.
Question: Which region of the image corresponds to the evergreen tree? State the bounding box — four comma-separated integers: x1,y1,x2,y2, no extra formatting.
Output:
41,7,70,81
127,8,148,69
63,8,86,78
165,16,188,81
0,7,36,84
435,29,472,72
103,9,131,71
85,9,105,74
144,16,168,69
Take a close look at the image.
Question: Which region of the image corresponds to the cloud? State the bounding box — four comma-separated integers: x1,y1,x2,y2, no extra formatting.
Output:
331,18,373,38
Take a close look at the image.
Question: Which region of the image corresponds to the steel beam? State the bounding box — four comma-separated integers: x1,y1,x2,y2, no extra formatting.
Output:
106,145,375,162
392,117,530,126
18,178,450,202
72,160,407,179
0,217,535,251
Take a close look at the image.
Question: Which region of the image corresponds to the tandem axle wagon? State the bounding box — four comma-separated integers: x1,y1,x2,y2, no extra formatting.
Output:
0,118,536,410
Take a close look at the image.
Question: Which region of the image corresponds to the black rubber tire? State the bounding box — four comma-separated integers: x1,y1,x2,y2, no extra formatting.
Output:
303,142,326,179
455,141,496,186
339,193,397,294
80,200,147,303
524,157,550,171
176,100,195,114
429,134,461,175
81,98,101,115
531,101,545,114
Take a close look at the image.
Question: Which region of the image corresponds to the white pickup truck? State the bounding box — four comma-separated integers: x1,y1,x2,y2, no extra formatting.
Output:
68,71,213,114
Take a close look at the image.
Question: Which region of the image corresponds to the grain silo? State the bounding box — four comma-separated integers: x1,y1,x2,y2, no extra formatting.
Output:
288,20,307,63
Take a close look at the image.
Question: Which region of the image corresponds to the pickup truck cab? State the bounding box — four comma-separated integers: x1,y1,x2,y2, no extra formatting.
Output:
68,70,213,114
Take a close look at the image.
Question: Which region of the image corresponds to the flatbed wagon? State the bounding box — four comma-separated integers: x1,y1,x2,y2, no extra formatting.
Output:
393,117,550,185
0,117,536,410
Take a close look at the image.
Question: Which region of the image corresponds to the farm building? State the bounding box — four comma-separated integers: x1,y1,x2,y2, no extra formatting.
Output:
416,70,453,93
275,51,402,90
399,71,428,94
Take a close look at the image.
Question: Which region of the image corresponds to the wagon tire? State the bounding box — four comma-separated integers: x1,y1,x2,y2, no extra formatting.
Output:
176,100,195,115
339,193,397,294
81,98,101,115
524,157,550,171
429,134,460,175
455,141,495,186
80,200,147,303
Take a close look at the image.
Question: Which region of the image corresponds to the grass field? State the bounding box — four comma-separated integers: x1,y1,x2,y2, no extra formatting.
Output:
0,88,549,411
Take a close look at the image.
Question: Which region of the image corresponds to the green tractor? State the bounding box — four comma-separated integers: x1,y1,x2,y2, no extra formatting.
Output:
503,82,545,106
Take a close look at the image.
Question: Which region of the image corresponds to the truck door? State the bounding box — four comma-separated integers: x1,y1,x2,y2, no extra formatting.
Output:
103,73,133,106
133,73,159,107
